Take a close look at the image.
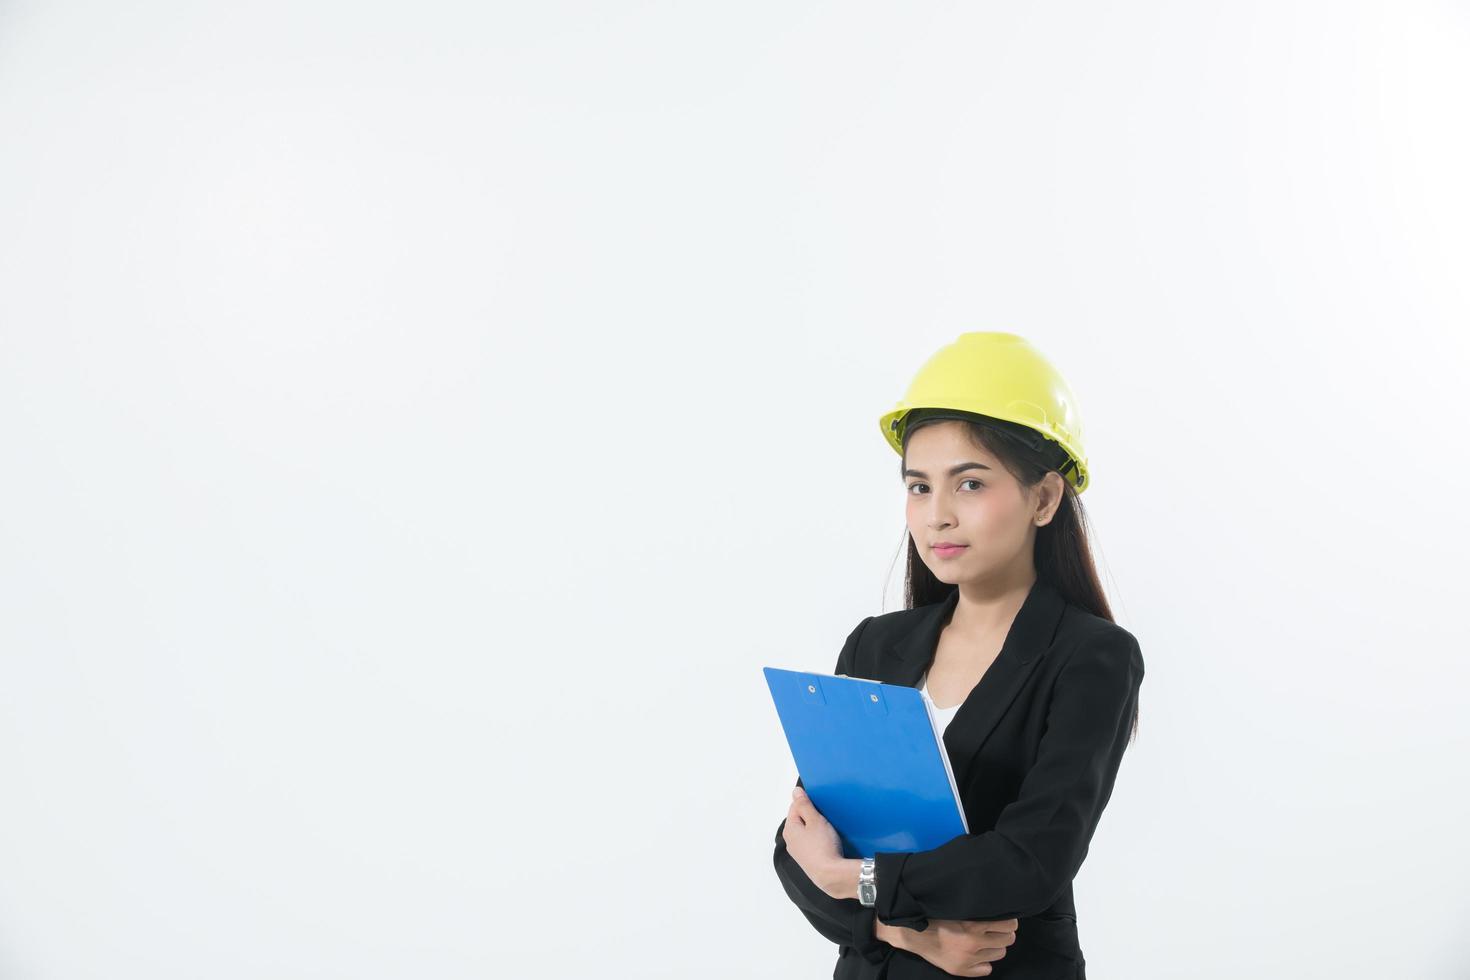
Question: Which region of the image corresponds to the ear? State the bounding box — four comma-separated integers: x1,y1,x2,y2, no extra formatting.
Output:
1035,471,1065,525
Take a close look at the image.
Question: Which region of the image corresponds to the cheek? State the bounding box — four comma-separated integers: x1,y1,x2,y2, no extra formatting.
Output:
899,499,1029,537
957,496,1006,526
961,501,1030,548
907,495,1013,534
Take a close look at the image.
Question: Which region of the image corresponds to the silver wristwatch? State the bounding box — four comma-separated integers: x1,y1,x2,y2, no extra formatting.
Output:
857,857,877,907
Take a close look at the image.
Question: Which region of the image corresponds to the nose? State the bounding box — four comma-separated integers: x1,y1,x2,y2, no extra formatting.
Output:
926,507,955,531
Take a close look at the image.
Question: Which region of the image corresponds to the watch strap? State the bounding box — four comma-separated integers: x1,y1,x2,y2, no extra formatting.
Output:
857,856,877,907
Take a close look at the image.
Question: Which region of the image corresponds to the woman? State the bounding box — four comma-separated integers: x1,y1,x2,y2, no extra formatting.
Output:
772,332,1145,979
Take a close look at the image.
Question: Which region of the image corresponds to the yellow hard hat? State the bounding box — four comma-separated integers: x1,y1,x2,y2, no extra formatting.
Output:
878,331,1090,494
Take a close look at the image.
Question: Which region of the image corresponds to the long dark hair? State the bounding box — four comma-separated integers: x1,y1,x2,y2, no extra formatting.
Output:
893,413,1140,741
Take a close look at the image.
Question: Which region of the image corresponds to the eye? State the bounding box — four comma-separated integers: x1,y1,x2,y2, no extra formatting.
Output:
960,479,985,490
906,483,928,495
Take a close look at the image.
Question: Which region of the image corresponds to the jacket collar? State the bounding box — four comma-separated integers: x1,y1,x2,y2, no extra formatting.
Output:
879,576,1069,792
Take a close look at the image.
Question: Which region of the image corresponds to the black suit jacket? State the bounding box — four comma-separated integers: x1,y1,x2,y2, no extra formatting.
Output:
772,577,1144,980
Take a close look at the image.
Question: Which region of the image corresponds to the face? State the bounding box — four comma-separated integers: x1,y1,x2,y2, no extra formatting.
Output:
902,421,1062,585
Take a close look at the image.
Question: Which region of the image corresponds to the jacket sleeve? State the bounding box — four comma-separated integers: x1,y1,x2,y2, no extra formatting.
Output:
771,615,894,966
872,627,1145,928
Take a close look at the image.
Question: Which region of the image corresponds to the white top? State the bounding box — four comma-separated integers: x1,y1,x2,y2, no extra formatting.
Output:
919,669,963,738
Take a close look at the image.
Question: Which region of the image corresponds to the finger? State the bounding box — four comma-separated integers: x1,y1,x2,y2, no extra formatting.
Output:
951,920,1012,944
801,800,826,822
791,790,818,819
971,918,1018,931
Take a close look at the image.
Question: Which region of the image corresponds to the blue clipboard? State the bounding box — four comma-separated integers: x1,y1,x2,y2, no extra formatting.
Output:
764,666,970,860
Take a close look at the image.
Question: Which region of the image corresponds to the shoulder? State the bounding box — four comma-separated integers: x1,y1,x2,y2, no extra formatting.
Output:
864,603,932,635
832,603,933,674
1056,602,1145,676
845,601,943,651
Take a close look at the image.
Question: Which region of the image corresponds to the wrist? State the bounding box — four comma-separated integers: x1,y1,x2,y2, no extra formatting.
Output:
823,857,863,900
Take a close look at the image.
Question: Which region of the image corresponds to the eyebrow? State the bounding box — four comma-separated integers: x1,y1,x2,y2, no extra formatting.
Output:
903,462,993,479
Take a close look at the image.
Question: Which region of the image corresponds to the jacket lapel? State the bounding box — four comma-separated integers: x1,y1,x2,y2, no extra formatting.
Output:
877,577,1069,792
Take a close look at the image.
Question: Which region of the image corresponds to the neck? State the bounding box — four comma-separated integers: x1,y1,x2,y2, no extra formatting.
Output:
949,567,1037,636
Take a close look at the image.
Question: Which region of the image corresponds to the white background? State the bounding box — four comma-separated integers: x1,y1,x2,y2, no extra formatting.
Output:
2,1,1468,977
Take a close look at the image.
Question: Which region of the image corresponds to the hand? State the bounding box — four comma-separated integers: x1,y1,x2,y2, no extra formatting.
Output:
879,916,1018,977
781,787,847,895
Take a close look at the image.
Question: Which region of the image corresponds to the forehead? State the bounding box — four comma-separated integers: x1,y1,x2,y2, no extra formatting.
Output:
904,421,997,461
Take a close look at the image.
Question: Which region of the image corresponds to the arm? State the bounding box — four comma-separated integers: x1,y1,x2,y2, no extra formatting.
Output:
872,628,1146,929
771,616,894,965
